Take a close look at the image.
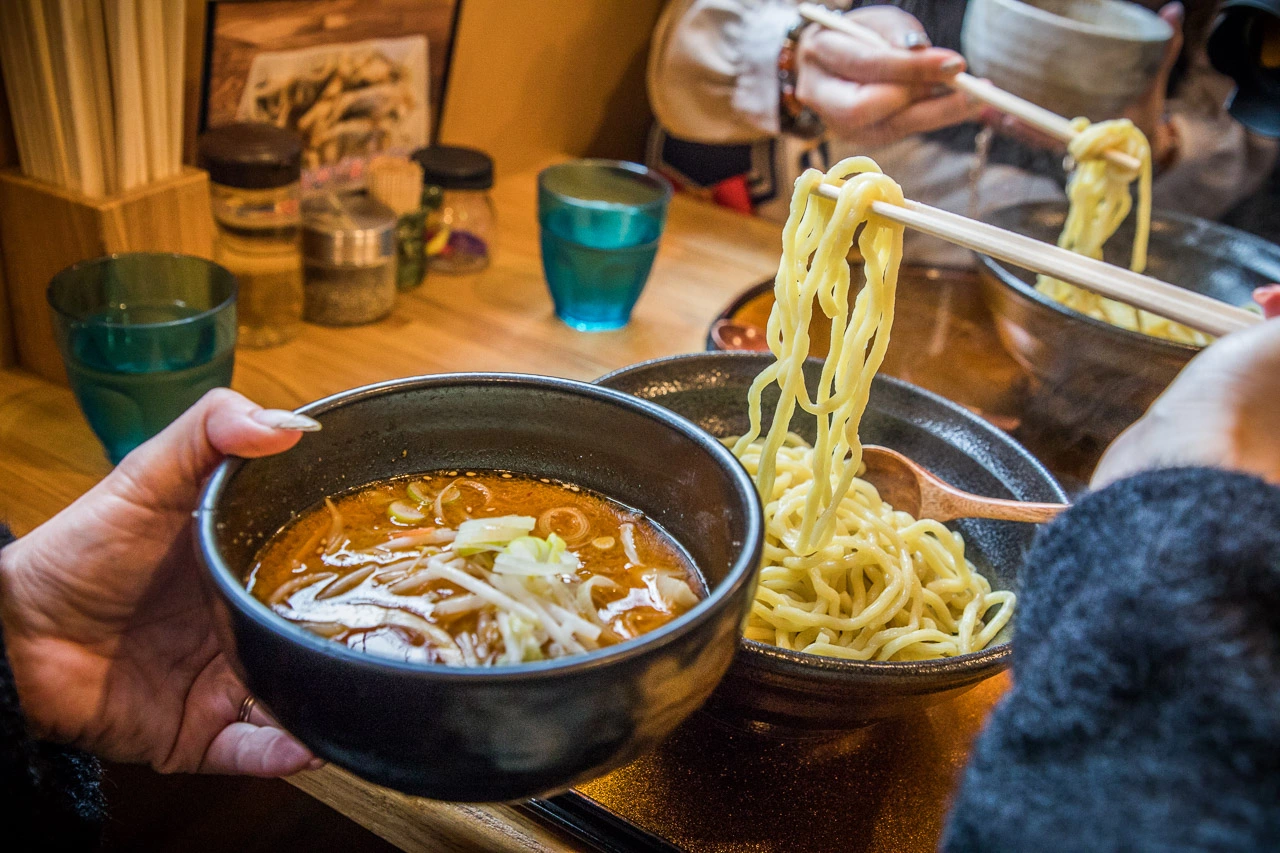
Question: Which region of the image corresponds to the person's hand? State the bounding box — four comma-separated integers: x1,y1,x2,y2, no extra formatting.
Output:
1124,2,1184,161
795,6,981,146
1091,293,1280,489
0,389,321,776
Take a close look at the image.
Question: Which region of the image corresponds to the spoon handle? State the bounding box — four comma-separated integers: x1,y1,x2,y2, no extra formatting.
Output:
943,495,1069,524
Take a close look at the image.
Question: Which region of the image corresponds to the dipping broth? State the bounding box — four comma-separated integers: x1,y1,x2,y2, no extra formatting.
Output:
247,470,703,666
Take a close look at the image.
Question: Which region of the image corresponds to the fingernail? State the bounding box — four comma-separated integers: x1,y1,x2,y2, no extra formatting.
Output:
901,31,930,50
253,409,323,432
307,758,326,770
941,58,964,74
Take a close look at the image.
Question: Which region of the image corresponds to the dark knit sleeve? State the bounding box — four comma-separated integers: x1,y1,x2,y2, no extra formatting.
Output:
943,467,1280,853
0,527,106,852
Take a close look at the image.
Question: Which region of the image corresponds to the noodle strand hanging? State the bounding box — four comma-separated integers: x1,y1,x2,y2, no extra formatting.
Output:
1034,118,1209,345
732,158,1014,662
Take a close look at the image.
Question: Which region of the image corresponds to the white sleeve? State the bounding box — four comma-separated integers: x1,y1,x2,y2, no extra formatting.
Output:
647,0,800,144
1152,57,1279,220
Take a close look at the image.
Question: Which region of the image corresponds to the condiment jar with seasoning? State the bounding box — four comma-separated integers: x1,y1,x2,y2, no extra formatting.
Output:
198,123,305,348
412,145,495,274
301,194,398,326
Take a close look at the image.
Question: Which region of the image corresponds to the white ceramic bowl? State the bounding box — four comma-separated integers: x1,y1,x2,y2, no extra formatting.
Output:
962,0,1173,120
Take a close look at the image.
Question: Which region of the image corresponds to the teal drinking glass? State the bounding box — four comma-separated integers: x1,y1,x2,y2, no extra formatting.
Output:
47,253,238,464
537,160,673,331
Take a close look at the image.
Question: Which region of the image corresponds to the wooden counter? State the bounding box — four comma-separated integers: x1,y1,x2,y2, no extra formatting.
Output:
0,164,781,534
0,163,1018,852
0,162,776,851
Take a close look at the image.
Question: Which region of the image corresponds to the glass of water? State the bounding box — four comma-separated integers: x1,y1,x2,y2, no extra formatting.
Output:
537,160,672,331
47,253,238,464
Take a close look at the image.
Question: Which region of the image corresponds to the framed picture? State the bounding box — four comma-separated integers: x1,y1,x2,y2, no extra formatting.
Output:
200,0,462,189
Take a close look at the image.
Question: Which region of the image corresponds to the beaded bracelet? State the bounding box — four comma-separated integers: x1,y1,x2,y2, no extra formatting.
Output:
778,20,826,140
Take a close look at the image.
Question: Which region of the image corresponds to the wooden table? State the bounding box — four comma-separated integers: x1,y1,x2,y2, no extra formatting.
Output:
0,163,1020,852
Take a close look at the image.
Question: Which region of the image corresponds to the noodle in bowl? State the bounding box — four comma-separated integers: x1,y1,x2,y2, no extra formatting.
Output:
601,159,1065,734
976,201,1278,466
598,352,1067,735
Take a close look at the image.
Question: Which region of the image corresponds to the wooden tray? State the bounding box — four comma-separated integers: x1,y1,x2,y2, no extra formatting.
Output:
528,673,1009,852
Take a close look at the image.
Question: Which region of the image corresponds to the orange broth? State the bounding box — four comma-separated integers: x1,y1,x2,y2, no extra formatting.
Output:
247,470,702,666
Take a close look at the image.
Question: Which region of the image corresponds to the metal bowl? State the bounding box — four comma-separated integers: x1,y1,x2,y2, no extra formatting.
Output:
962,0,1172,119
195,373,763,800
597,352,1066,736
975,201,1280,460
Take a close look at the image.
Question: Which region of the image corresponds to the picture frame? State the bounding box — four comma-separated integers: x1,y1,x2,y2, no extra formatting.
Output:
199,0,462,189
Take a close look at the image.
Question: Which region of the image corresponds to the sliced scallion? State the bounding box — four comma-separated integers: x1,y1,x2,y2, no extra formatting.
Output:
389,500,427,524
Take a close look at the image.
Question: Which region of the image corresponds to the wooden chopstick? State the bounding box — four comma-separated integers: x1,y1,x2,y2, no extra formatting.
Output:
25,0,76,191
136,0,170,181
105,0,148,190
84,0,119,194
810,181,1259,338
796,3,1144,174
0,0,182,194
53,0,107,197
163,0,185,175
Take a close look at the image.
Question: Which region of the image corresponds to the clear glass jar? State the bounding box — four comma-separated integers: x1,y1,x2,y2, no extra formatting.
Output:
413,146,496,275
424,186,495,274
199,123,305,348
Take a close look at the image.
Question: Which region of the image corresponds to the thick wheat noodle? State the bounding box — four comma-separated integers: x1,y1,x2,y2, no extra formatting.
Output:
731,157,1015,662
1035,118,1210,345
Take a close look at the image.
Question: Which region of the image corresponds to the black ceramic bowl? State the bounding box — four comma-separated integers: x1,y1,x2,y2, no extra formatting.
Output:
597,352,1066,736
196,374,763,801
976,202,1280,455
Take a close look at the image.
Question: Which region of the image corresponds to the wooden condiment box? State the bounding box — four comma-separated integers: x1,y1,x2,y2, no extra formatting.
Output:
0,167,215,384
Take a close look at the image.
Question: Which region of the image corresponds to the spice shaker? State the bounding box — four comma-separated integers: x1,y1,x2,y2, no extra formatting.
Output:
411,145,495,274
301,194,398,326
368,156,428,291
198,123,305,348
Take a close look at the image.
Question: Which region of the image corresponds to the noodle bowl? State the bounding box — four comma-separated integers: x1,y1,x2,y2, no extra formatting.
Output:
597,352,1066,732
195,373,764,798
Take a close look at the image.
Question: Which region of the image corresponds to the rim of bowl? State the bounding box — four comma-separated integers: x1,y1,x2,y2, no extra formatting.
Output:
969,202,1272,356
975,250,1202,356
196,372,764,682
986,0,1173,43
596,350,1066,676
46,252,239,327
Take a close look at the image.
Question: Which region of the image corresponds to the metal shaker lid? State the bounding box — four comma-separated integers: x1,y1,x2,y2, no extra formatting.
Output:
302,193,397,267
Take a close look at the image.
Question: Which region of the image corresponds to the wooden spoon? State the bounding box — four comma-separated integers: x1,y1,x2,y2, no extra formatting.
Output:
860,445,1067,523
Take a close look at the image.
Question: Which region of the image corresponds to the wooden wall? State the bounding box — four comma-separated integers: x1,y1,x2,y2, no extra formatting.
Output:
438,0,665,175
0,0,664,373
